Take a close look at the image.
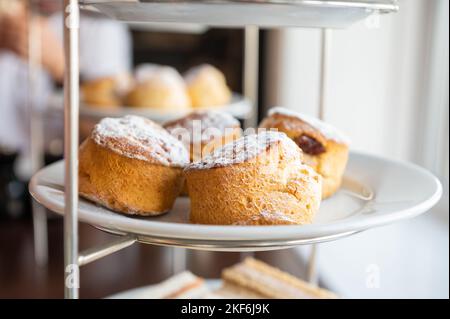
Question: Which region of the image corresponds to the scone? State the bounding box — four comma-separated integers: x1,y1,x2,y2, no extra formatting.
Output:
81,74,133,108
260,107,349,199
184,64,232,108
125,65,191,111
79,115,189,216
164,110,242,162
185,131,322,225
164,111,242,195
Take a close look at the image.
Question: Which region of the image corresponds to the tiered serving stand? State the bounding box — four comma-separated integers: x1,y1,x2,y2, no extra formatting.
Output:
29,0,443,299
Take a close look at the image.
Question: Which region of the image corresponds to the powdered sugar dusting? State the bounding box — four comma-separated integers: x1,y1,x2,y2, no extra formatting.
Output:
92,115,189,167
184,64,221,84
186,131,302,170
135,64,186,89
134,63,160,83
268,107,350,145
164,111,240,143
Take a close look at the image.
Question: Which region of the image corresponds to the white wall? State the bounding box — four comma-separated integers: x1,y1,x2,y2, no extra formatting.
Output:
264,0,447,177
264,0,449,298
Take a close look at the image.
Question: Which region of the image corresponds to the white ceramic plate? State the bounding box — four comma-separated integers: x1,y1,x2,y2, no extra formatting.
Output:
80,93,253,123
29,152,442,249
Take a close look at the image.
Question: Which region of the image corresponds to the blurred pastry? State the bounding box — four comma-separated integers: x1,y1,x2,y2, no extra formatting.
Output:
260,107,349,199
213,258,337,299
164,110,241,162
79,115,189,216
125,65,191,111
164,110,241,195
134,63,162,83
81,73,133,108
185,131,322,225
184,64,232,108
0,0,23,15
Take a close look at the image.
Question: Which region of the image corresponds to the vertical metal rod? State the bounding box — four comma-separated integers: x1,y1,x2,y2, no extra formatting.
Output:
32,201,48,266
242,26,259,261
318,29,332,120
63,0,80,299
308,28,332,285
243,26,259,129
172,248,187,274
28,8,48,267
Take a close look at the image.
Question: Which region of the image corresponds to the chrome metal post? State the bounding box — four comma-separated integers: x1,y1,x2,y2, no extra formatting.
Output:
318,28,332,120
243,26,259,129
63,0,80,299
172,248,187,274
308,28,332,285
28,9,48,267
242,26,259,261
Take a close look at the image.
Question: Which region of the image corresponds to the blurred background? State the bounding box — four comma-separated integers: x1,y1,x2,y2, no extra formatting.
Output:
0,0,448,298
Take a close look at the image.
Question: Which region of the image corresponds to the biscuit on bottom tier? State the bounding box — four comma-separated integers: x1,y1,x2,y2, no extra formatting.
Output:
79,115,189,216
260,107,349,199
185,131,322,225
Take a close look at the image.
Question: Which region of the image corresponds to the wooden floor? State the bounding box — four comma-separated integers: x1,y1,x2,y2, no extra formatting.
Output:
0,213,308,298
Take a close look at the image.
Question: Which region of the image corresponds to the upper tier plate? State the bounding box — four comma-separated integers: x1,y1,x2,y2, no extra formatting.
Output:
80,93,252,122
29,152,441,251
80,0,399,28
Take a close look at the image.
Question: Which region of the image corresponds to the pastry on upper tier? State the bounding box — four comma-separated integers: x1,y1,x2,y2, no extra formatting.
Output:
125,65,191,111
184,64,232,108
81,74,133,108
260,107,349,198
79,115,189,216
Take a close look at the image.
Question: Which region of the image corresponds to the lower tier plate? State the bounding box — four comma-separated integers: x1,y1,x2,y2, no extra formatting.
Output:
29,152,442,251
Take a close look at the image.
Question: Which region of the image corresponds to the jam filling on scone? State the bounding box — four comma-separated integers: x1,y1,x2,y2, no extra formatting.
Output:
294,134,326,155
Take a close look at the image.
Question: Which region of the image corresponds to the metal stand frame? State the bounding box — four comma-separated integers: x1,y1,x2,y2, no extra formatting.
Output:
63,0,80,299
28,9,49,267
307,28,332,284
61,2,331,299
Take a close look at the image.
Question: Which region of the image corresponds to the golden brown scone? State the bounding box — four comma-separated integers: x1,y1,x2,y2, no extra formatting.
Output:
125,66,191,111
260,107,349,199
81,74,133,108
185,131,322,225
184,64,232,108
81,77,121,107
164,110,242,162
79,115,189,216
164,111,242,195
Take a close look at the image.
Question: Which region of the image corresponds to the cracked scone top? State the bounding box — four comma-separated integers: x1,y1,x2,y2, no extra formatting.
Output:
187,131,302,170
267,107,350,145
185,131,322,225
164,110,240,144
92,115,189,167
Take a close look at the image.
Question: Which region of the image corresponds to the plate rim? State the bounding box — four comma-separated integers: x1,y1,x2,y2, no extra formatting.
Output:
79,93,252,120
29,151,443,242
